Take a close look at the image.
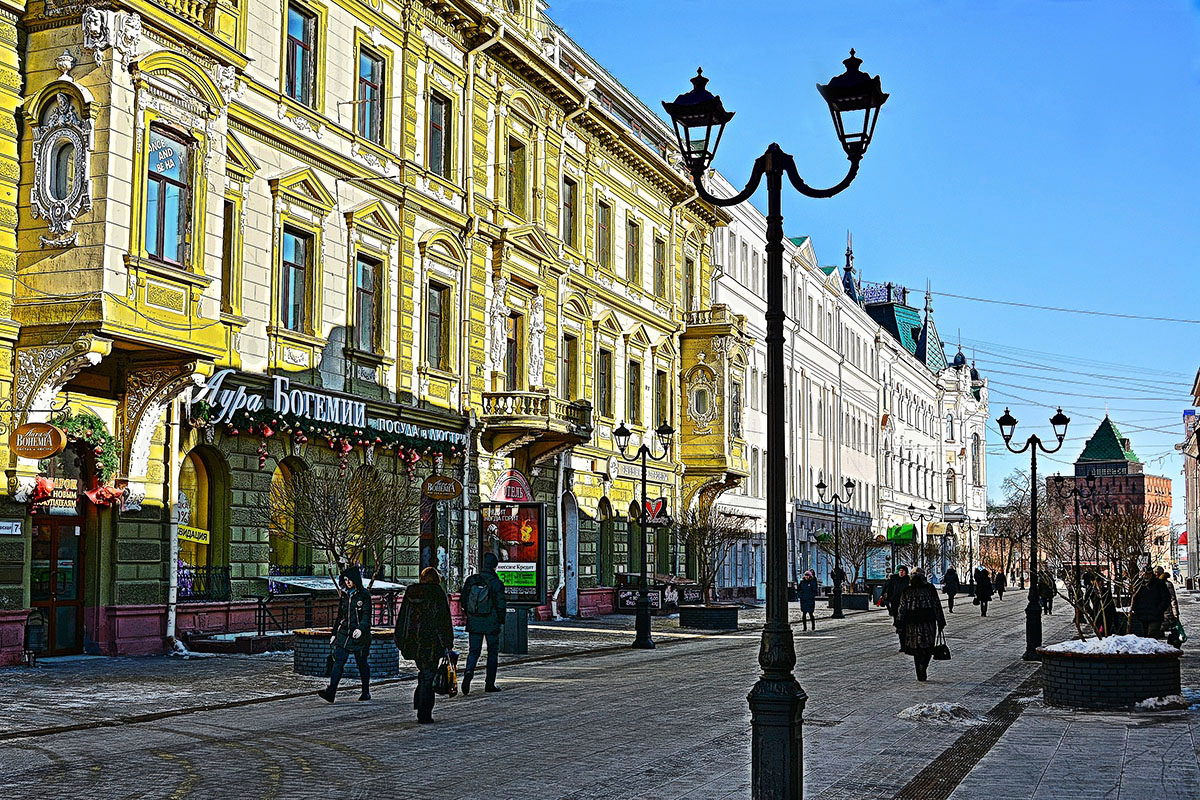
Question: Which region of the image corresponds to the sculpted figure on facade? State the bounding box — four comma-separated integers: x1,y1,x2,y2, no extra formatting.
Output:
488,274,510,374
527,294,546,388
113,13,142,70
81,7,110,66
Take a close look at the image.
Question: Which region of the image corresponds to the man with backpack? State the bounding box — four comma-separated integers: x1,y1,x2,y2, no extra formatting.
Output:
460,552,507,695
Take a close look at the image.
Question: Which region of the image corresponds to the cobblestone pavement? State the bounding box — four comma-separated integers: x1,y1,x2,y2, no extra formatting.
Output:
1,593,1197,799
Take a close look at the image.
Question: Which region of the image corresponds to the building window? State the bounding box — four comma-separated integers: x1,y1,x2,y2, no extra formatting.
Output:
684,257,696,312
971,433,982,485
597,200,612,268
597,347,613,417
285,4,317,106
946,469,958,503
179,451,211,568
145,127,190,265
627,360,642,424
220,199,237,314
280,228,310,332
731,379,743,437
654,369,669,426
429,92,451,178
353,255,380,352
653,237,666,298
357,48,385,144
425,281,450,369
507,138,527,217
561,334,578,401
561,177,578,248
626,219,641,284
505,313,521,390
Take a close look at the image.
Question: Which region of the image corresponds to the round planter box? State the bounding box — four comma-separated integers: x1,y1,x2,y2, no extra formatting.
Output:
293,627,399,679
679,605,739,631
1038,647,1181,710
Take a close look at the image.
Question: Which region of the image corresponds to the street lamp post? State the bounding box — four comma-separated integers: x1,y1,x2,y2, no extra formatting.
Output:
816,478,855,619
663,52,886,800
996,406,1071,661
614,420,675,650
907,502,938,573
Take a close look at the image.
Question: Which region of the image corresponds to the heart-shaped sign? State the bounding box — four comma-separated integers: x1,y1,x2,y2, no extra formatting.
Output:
645,498,665,520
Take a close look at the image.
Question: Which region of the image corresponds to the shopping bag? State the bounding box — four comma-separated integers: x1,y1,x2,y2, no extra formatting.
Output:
932,632,951,661
433,650,459,697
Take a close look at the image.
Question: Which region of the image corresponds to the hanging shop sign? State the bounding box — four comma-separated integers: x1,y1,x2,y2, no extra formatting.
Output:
422,474,463,501
643,498,670,526
490,469,533,503
188,369,468,448
9,423,66,460
480,502,546,606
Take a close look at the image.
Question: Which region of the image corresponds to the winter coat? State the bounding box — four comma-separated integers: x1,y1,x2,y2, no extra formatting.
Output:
884,574,909,618
798,577,819,613
460,568,507,635
332,587,372,651
395,582,454,669
974,570,993,602
1131,577,1170,623
995,572,1007,591
1037,574,1055,600
1161,576,1179,623
942,568,960,596
897,576,946,653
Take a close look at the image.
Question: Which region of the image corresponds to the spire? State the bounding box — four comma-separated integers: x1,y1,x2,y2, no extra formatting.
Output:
842,230,861,303
924,279,933,314
915,279,947,373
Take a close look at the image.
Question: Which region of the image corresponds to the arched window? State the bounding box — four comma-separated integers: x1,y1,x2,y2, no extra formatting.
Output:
946,413,955,442
178,451,211,569
971,434,982,485
946,468,958,503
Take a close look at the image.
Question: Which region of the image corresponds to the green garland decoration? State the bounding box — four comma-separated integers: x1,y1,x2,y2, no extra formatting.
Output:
186,403,463,464
49,410,121,484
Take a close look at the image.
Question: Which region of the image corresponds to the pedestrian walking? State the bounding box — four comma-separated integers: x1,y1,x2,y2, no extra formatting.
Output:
942,566,960,613
1155,566,1182,646
1038,571,1055,615
883,566,910,651
994,571,1006,600
896,568,946,682
460,552,507,695
395,567,454,723
973,567,993,617
797,570,819,631
318,566,373,703
1130,566,1170,639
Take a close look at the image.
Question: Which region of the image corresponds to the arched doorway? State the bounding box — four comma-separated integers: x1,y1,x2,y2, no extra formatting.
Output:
31,445,88,655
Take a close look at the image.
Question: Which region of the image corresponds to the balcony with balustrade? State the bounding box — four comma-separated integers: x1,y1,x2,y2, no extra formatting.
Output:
480,390,593,465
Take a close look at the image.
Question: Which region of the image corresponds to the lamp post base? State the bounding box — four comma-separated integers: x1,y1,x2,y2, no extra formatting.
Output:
830,588,844,619
748,673,806,799
632,596,655,649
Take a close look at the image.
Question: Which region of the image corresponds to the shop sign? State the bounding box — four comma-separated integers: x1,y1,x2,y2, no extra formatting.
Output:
480,502,546,606
37,478,79,516
178,525,210,545
490,469,533,502
422,475,463,501
643,498,669,525
9,423,66,460
615,461,674,485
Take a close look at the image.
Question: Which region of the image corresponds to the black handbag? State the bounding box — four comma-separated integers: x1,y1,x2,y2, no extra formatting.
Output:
932,632,951,661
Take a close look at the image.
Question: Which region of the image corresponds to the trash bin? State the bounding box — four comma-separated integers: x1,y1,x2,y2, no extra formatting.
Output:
24,610,47,666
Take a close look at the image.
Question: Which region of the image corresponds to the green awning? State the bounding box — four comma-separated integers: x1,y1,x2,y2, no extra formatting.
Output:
886,523,916,543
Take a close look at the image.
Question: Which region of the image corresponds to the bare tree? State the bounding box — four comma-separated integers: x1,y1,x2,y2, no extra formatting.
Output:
815,524,876,588
676,507,755,604
264,463,422,586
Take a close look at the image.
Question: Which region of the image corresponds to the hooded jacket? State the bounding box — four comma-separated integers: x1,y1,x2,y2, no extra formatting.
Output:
332,567,372,651
395,581,453,668
460,553,508,635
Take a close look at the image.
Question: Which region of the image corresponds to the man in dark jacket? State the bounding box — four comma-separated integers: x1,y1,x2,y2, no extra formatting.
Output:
974,567,993,617
318,566,372,703
942,566,960,613
459,552,507,695
1131,567,1170,639
396,567,454,723
883,566,909,651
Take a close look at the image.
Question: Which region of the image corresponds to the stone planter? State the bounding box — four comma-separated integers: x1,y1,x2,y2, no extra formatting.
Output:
292,627,399,679
678,605,739,631
1038,646,1181,710
826,593,871,611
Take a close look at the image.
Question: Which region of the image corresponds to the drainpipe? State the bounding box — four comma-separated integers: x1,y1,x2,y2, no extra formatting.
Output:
165,399,181,650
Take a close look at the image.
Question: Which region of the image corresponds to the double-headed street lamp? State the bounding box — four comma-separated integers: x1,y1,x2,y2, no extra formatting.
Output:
960,516,985,575
663,51,887,800
614,420,674,650
907,502,938,573
996,406,1070,661
816,478,855,619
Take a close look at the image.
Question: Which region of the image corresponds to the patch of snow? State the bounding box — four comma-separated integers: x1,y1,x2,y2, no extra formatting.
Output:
1042,634,1181,656
1134,695,1186,711
1017,696,1039,705
897,702,984,725
168,641,218,659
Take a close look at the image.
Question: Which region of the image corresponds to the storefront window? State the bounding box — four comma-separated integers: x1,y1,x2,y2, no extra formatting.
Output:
178,451,211,568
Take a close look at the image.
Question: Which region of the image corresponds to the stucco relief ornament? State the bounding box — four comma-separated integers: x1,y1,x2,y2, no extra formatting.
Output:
81,7,111,67
113,13,142,70
55,50,76,79
488,275,510,373
527,294,546,387
212,64,241,105
31,93,93,247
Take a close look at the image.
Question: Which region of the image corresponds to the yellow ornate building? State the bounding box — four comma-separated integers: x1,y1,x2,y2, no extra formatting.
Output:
0,0,747,659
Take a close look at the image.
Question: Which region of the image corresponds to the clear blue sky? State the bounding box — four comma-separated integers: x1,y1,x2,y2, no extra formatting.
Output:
547,0,1200,524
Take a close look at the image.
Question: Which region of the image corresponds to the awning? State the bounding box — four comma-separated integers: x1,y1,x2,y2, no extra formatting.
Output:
886,523,916,543
256,576,408,593
928,522,949,535
1179,530,1188,545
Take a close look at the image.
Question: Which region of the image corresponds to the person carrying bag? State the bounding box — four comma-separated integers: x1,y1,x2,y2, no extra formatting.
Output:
396,567,454,723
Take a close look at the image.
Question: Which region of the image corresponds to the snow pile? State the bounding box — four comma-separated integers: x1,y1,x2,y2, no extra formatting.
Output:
897,702,983,725
168,640,217,659
1042,635,1181,656
1134,695,1186,711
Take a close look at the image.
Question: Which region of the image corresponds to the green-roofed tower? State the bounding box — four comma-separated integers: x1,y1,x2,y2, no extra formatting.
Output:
1073,415,1142,477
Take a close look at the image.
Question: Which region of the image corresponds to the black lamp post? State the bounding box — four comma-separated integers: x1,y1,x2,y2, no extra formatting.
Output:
816,478,855,619
907,502,938,573
663,52,886,800
614,419,674,650
996,406,1070,661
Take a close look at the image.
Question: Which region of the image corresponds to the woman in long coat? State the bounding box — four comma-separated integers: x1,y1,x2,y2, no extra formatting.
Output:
396,567,454,723
897,568,946,681
974,567,994,617
942,566,960,613
797,570,819,631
